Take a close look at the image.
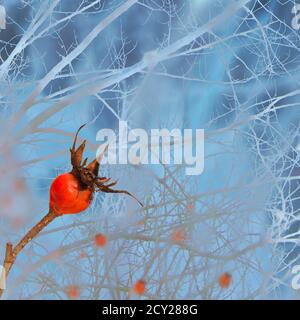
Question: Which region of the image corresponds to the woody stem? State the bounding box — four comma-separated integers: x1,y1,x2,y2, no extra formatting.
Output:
0,209,57,298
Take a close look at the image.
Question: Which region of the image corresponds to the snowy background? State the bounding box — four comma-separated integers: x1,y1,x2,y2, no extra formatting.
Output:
0,0,300,299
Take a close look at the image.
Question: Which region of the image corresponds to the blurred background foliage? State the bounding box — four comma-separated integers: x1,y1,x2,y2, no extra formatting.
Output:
0,0,300,299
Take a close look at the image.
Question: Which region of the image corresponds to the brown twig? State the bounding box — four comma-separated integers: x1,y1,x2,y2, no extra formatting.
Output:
0,210,57,298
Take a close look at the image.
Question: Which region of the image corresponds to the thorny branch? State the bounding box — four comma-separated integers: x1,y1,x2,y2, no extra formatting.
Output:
0,210,57,298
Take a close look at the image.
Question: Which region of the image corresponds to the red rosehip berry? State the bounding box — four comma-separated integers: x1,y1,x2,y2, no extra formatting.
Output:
218,272,232,289
171,228,186,245
49,124,142,216
94,233,107,247
50,173,92,215
66,285,80,299
133,280,146,295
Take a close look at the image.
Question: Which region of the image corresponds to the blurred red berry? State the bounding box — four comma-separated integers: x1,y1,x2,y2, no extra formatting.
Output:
218,272,232,289
136,218,146,226
133,280,146,295
3,197,12,209
80,251,87,259
187,203,194,211
14,179,26,192
10,217,25,229
171,228,186,244
94,233,107,247
66,285,80,299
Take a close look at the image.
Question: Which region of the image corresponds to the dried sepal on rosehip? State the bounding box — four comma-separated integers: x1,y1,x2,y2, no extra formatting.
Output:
50,124,143,215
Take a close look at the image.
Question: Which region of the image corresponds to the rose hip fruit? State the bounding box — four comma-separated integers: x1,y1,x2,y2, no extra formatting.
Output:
50,173,92,215
49,124,143,215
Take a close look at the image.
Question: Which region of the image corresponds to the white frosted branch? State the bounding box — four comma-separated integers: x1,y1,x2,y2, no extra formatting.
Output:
18,0,251,136
15,0,138,121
